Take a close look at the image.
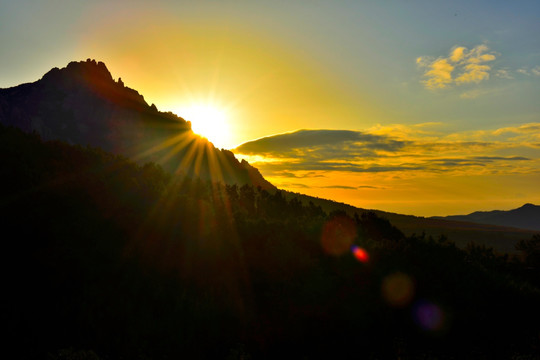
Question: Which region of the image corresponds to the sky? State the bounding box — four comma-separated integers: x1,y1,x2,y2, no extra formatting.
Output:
1,0,540,216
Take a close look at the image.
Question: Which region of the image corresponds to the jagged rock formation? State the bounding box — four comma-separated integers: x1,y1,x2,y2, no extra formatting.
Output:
0,59,274,189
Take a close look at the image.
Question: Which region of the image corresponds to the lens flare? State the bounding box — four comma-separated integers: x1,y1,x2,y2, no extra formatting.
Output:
320,216,356,256
381,272,415,308
351,245,369,263
413,300,444,331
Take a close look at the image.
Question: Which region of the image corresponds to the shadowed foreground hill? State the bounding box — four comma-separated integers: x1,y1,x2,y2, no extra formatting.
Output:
0,59,274,190
1,124,539,359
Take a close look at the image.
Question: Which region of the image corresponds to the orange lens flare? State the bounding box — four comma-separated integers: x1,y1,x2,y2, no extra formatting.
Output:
381,272,415,307
320,216,356,256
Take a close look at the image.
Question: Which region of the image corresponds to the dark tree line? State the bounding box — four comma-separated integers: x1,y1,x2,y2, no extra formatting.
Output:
1,124,539,359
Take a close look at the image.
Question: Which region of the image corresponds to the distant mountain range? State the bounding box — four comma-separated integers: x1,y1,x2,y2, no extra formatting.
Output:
432,203,540,232
277,191,537,253
0,59,274,189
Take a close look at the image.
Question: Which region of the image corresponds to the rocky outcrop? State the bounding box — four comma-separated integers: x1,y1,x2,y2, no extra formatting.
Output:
0,59,275,190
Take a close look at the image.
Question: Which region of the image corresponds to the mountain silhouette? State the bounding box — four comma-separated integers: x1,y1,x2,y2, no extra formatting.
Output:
432,203,540,231
0,59,274,189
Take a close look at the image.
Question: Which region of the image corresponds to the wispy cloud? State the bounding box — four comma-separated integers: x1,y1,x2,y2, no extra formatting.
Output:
357,185,384,189
318,185,385,190
417,44,497,90
277,182,311,189
460,89,483,99
495,69,513,79
320,185,358,190
459,87,503,99
235,124,540,178
517,66,540,76
278,171,325,178
492,123,540,136
472,156,530,161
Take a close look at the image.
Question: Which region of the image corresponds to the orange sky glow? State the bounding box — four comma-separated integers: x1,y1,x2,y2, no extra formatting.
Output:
1,1,540,216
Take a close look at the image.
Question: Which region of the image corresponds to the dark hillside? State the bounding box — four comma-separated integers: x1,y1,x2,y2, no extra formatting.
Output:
282,190,536,254
1,124,539,359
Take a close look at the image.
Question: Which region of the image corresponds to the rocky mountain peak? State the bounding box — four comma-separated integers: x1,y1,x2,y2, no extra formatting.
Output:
0,59,275,190
39,59,148,111
42,59,112,86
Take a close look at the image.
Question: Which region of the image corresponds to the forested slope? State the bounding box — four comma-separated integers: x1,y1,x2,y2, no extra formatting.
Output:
1,124,539,359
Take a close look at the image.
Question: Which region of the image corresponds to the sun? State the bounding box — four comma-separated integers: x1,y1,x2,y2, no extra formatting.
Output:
179,103,232,149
